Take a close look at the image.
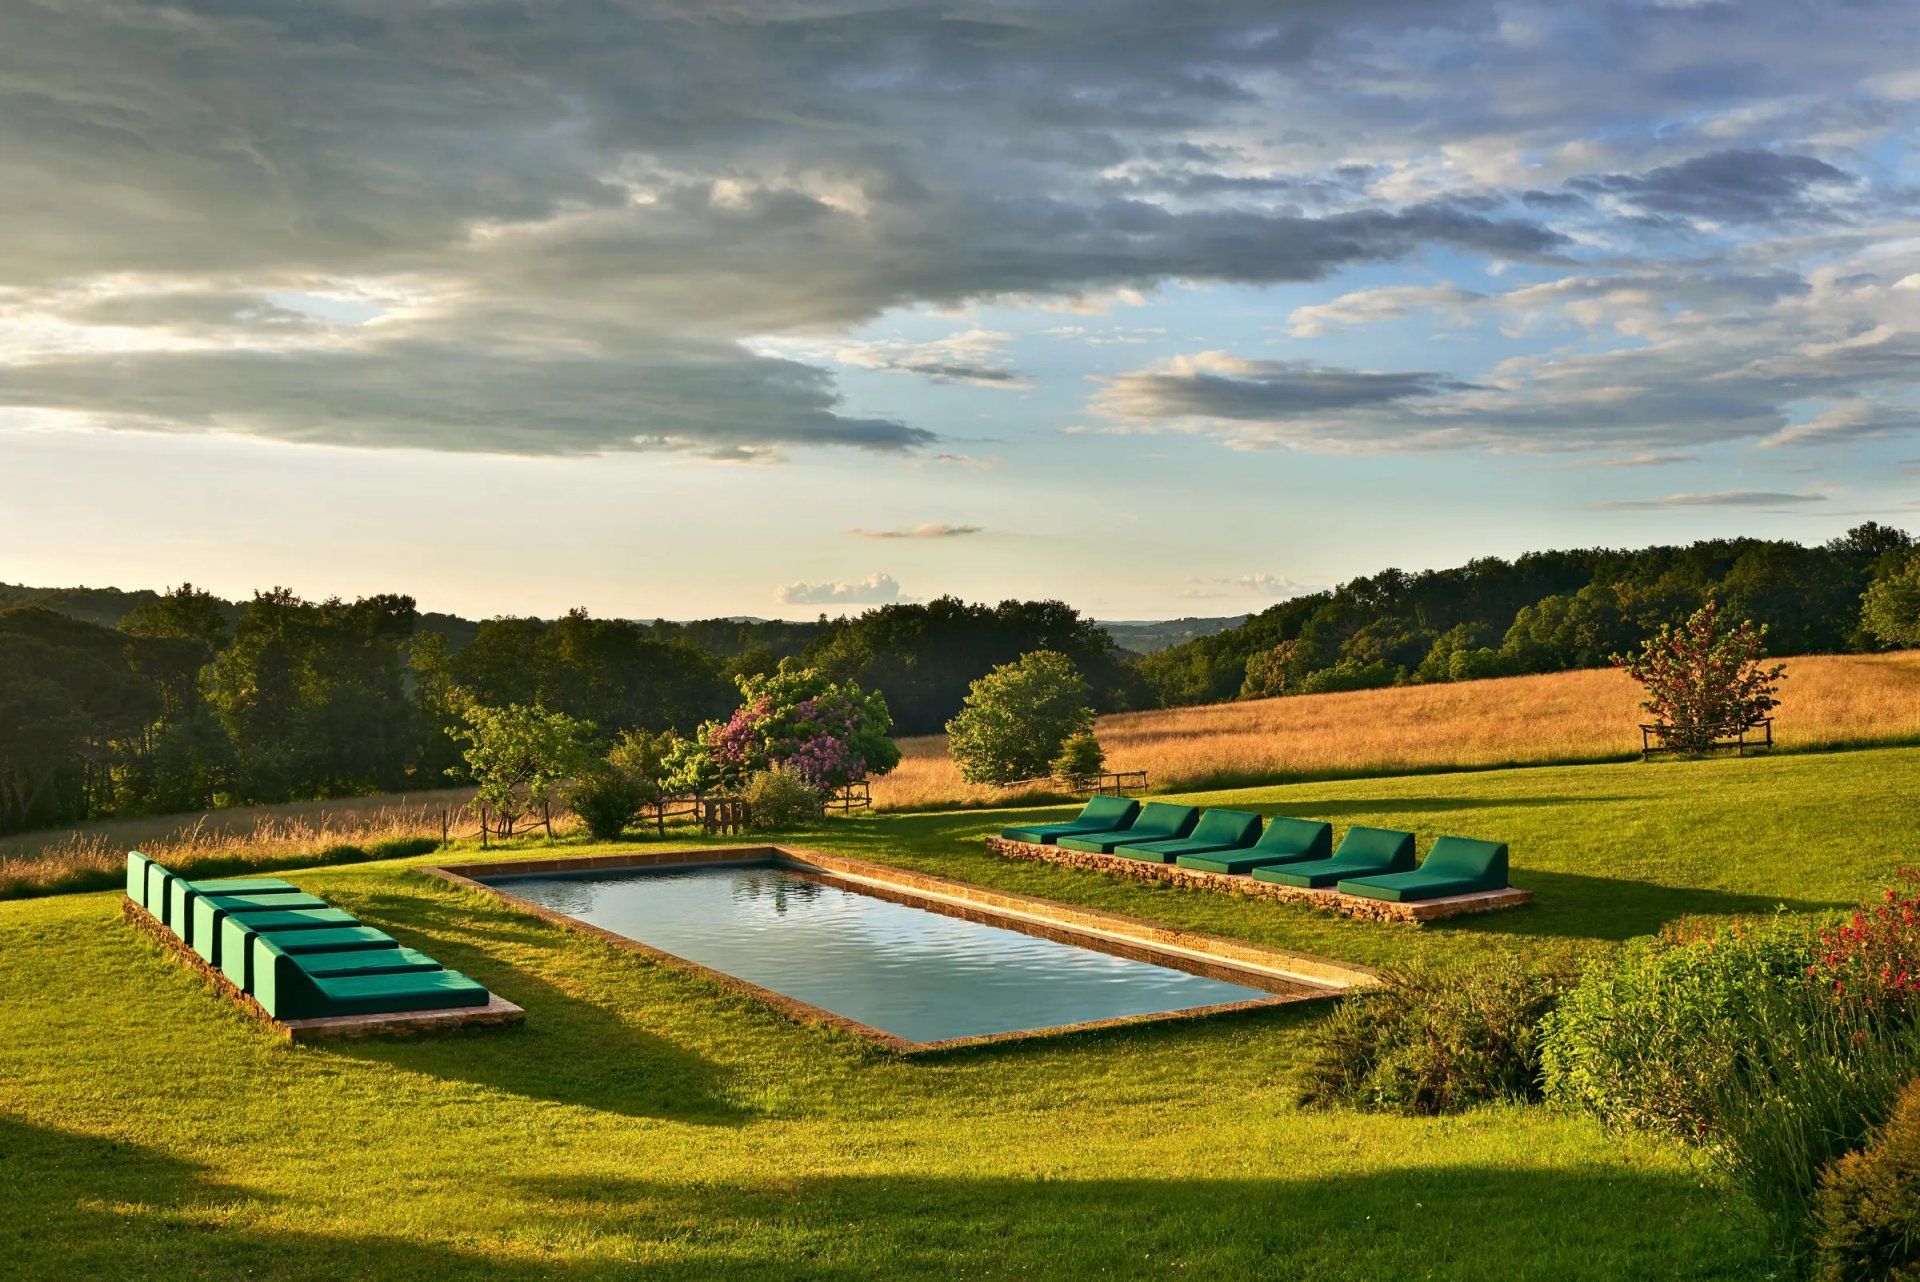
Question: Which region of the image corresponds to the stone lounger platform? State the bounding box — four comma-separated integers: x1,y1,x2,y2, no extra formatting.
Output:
123,897,524,1042
985,836,1533,924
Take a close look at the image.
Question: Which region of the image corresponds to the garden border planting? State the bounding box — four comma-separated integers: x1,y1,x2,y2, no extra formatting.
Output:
427,845,1374,1054
985,836,1533,924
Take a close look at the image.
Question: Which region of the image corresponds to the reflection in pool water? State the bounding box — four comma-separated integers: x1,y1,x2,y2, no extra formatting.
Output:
496,864,1271,1043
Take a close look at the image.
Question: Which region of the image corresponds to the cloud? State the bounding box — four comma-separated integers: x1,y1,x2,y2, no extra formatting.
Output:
1756,399,1920,449
1562,452,1699,469
847,523,984,539
776,573,904,606
1589,491,1828,511
1091,352,1472,430
2,0,1918,465
1567,150,1855,226
1286,285,1484,337
761,330,1027,388
1181,573,1315,600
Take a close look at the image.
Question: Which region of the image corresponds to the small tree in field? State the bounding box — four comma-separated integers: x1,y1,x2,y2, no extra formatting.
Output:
1614,599,1785,754
450,696,594,840
946,650,1095,784
1050,732,1106,783
1860,551,1920,648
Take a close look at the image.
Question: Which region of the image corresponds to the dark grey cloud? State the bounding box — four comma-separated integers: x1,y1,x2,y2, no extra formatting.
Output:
1568,150,1855,226
1094,354,1472,424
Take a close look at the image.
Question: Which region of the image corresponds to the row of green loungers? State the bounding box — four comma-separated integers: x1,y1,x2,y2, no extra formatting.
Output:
124,851,494,1023
1001,798,1511,903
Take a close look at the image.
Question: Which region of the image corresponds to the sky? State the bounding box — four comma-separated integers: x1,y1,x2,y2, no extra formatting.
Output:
4,0,1920,621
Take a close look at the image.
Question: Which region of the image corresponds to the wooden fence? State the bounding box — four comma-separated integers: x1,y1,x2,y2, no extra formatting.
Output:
1640,717,1774,760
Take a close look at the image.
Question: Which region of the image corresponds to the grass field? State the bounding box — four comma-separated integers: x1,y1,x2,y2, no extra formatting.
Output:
7,746,1918,1277
871,648,1920,810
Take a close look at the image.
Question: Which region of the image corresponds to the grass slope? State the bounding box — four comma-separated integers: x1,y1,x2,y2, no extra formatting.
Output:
8,747,1919,1278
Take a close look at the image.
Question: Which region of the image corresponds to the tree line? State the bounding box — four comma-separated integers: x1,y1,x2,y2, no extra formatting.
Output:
4,523,1917,834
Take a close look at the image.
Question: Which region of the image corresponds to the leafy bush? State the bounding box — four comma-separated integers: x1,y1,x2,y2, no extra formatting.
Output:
1861,551,1920,649
1814,1076,1920,1281
742,765,824,830
368,835,441,860
1296,960,1575,1116
946,650,1095,784
1293,658,1398,696
1540,915,1816,1139
570,765,647,840
1049,732,1105,781
1713,988,1920,1255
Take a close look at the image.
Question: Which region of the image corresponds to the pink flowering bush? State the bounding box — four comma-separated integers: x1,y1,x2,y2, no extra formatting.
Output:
674,660,899,793
1614,597,1785,754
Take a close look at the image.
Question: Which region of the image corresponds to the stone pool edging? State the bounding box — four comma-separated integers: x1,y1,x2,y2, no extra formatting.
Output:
984,837,1534,924
424,845,1375,1055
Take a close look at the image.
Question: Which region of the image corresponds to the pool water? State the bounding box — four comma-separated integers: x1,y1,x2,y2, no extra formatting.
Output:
493,864,1272,1043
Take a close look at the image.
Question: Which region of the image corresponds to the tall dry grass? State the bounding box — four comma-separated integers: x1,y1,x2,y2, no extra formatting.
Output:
0,788,480,900
870,650,1920,811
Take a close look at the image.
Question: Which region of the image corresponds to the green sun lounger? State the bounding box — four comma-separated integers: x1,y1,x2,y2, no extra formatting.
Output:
1114,809,1263,863
1176,816,1332,874
1054,802,1199,854
1337,836,1510,902
1252,826,1417,888
252,934,489,1020
220,919,396,992
167,875,305,946
187,891,329,964
999,795,1141,844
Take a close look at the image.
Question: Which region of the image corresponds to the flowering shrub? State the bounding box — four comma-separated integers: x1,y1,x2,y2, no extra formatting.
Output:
1810,874,1920,1017
675,661,898,794
1614,597,1785,753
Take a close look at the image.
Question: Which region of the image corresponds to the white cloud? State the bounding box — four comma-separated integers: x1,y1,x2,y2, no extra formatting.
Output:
776,573,904,606
1181,573,1315,600
1589,491,1828,511
847,522,983,538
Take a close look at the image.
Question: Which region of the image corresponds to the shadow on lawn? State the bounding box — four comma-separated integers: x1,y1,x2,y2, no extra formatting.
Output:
1447,868,1848,943
2,1111,1764,1277
314,886,754,1126
0,1113,557,1279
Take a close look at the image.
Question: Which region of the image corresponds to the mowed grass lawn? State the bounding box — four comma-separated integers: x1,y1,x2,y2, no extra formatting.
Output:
7,747,1919,1279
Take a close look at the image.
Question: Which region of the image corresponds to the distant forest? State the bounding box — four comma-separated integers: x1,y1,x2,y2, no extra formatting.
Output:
3,523,1916,834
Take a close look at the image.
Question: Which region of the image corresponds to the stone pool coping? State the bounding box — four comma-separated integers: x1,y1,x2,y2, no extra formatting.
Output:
425,846,1376,1055
984,837,1534,924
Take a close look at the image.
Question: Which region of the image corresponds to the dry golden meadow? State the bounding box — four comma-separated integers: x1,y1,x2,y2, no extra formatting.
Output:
870,650,1920,810
0,788,475,898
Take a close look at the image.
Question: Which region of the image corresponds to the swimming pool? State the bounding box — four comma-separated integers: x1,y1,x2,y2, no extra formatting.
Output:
442,848,1362,1051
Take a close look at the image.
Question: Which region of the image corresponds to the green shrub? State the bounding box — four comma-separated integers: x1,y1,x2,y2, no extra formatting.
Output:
946,650,1095,784
1296,959,1575,1115
570,766,647,840
1540,915,1816,1139
1814,1076,1920,1281
742,766,824,830
315,842,369,863
1713,991,1920,1256
1049,732,1105,781
1294,658,1399,695
367,836,440,860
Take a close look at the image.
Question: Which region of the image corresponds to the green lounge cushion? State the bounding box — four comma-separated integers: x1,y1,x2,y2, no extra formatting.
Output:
253,937,487,1019
220,916,384,992
171,880,309,949
1055,802,1199,854
1116,811,1259,862
1180,816,1332,873
125,852,156,908
1114,838,1230,863
294,947,441,979
1254,828,1419,888
1337,836,1510,902
188,892,328,961
1000,795,1141,844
